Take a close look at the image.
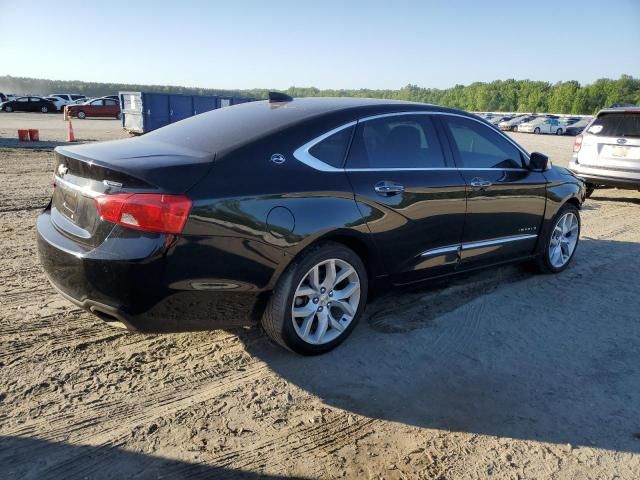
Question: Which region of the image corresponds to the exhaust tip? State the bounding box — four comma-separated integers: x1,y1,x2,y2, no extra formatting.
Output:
89,306,130,330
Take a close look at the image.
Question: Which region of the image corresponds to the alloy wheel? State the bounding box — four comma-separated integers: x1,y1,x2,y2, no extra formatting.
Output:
548,212,579,268
291,258,361,345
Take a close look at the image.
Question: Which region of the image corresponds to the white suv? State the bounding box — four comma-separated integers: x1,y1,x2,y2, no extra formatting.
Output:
569,108,640,197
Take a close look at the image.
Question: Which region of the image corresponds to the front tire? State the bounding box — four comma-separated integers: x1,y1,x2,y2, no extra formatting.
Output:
534,203,580,273
77,111,86,119
534,127,541,134
115,112,122,120
585,183,595,199
261,242,368,355
4,105,13,112
41,106,49,113
556,128,563,135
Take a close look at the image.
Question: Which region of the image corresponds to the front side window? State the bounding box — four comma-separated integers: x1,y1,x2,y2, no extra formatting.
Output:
307,125,354,168
17,97,28,102
90,100,104,106
443,116,523,169
346,115,445,169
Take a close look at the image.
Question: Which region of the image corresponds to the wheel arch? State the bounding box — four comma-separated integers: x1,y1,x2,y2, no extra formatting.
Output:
274,228,383,292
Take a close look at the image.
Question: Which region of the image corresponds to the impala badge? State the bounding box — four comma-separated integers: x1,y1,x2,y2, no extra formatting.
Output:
270,153,286,165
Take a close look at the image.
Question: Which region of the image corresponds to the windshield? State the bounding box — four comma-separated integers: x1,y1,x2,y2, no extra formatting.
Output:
587,112,640,137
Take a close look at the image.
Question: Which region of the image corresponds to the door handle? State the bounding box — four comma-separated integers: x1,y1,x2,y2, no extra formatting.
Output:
374,181,405,195
469,177,492,189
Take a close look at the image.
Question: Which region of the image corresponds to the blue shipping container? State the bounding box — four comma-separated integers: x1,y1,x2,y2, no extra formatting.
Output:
120,92,251,134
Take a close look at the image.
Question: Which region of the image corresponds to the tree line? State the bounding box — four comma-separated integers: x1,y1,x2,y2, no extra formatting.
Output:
1,74,638,114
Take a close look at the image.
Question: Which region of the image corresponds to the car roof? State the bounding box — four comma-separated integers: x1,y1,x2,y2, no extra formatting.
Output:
143,97,478,155
597,107,640,115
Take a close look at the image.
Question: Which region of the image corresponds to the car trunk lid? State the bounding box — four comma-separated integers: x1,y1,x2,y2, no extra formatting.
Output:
50,137,213,246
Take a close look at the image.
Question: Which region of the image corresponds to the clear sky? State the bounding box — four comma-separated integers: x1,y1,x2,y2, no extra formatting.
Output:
1,0,639,90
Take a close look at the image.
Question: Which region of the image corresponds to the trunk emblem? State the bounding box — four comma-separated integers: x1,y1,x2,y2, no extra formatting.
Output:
57,164,68,176
271,153,286,165
617,138,627,145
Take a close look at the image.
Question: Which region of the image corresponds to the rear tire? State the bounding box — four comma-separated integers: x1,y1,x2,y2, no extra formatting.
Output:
41,106,49,113
534,203,580,274
77,111,86,119
115,112,122,120
556,128,563,135
4,105,12,112
261,241,368,355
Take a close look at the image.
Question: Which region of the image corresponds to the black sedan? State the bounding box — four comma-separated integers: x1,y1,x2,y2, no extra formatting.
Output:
564,119,590,136
37,95,585,354
1,96,56,113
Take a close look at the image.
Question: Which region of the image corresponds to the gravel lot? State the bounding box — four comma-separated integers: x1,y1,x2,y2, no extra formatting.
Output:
1,113,639,479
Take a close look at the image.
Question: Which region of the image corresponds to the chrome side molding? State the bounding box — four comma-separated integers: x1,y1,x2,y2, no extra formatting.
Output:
420,234,538,258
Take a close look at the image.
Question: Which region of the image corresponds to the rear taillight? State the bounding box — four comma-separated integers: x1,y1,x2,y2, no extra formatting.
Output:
573,134,583,153
95,193,192,234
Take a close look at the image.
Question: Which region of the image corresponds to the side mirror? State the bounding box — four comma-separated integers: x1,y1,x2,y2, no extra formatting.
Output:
529,152,550,171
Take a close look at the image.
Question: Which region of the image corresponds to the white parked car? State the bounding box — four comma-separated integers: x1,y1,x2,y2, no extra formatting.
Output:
45,96,68,112
51,93,86,103
498,115,536,131
517,117,565,135
68,97,93,105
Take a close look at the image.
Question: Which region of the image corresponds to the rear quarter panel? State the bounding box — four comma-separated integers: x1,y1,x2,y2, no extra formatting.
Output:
183,120,380,291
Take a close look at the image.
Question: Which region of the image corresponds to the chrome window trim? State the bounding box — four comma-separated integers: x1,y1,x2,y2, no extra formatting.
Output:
343,167,528,172
292,121,357,172
293,111,530,172
420,234,538,258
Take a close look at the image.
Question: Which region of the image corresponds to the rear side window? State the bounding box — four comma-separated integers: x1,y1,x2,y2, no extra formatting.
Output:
587,113,640,138
104,99,117,106
346,115,445,169
307,125,354,168
443,116,524,169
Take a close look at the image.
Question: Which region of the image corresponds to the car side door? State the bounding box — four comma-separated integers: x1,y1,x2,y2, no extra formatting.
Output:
14,97,30,111
88,99,104,116
103,99,119,117
438,114,547,269
344,113,467,284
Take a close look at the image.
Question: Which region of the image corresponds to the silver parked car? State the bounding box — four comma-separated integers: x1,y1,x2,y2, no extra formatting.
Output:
569,108,640,197
498,115,537,131
518,117,565,135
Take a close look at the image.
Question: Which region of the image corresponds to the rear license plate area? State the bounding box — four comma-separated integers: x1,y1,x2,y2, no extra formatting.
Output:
611,145,629,158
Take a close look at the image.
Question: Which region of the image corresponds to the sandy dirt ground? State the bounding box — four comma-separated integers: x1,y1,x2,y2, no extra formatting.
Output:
0,114,639,479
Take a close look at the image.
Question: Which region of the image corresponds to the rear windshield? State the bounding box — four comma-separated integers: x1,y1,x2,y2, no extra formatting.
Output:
143,100,333,154
588,113,640,138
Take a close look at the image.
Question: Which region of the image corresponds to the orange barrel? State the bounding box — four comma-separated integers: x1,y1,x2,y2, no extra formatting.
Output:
28,129,39,141
18,129,29,142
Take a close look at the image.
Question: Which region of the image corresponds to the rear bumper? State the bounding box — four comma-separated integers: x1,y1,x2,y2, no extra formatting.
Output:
36,209,271,332
569,161,640,189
